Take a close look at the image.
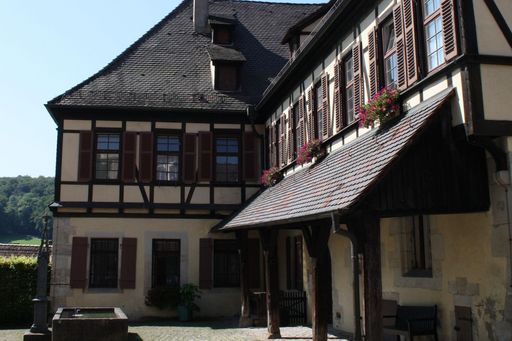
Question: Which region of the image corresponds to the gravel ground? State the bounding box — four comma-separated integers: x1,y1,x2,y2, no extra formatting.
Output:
0,320,351,341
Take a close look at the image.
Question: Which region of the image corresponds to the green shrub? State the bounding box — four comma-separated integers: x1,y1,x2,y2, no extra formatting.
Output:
0,255,50,324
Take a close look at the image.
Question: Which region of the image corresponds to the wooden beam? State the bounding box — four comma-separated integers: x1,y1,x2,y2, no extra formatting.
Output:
302,225,331,341
236,230,252,327
259,229,281,339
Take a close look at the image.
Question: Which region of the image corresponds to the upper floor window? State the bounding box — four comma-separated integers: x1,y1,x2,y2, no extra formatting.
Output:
423,0,444,71
156,135,180,182
89,238,119,288
212,26,233,45
292,103,299,155
95,133,120,180
314,82,323,139
215,64,239,92
382,19,397,87
344,56,355,123
215,136,239,182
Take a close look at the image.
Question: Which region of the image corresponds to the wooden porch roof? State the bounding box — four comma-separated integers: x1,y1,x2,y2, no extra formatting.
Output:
215,88,456,231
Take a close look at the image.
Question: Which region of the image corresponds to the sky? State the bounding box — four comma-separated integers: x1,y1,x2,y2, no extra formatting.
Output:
0,0,323,177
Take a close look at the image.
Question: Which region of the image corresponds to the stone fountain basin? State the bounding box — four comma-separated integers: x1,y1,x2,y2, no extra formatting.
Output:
52,307,128,341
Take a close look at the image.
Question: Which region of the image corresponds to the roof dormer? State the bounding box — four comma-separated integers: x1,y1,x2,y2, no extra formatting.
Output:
209,15,236,46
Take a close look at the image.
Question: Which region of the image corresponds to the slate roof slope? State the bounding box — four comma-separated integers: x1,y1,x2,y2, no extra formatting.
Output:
48,0,322,112
218,88,454,230
0,243,49,257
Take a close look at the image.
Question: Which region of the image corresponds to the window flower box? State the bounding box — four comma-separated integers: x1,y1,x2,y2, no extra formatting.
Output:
358,87,400,128
297,139,325,165
260,167,283,187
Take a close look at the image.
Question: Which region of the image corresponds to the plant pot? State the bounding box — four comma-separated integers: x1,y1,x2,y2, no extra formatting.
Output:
177,305,192,321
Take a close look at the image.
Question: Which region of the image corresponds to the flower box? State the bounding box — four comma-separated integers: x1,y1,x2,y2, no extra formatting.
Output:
358,87,400,128
297,139,325,165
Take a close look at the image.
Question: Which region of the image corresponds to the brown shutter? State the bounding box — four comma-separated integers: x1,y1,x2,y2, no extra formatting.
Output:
138,132,153,183
70,237,88,289
243,132,259,181
122,132,137,182
287,109,294,162
270,123,276,167
248,238,261,289
307,87,315,141
403,0,419,85
298,95,306,150
352,42,364,114
199,238,213,289
441,0,458,61
279,113,286,166
78,131,93,182
183,133,197,183
334,61,345,132
198,131,213,181
120,238,137,289
368,27,380,98
394,3,407,91
321,73,330,140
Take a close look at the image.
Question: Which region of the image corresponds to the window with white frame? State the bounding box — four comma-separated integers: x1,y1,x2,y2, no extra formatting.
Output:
423,0,444,71
344,55,355,123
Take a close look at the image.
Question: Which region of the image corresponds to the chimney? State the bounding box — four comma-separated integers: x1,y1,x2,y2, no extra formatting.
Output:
193,0,209,34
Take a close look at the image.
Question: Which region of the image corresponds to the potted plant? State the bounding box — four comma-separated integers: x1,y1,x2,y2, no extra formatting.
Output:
358,86,400,128
145,283,201,321
260,167,283,187
297,139,325,165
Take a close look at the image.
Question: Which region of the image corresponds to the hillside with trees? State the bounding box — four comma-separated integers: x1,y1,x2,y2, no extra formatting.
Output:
0,176,54,240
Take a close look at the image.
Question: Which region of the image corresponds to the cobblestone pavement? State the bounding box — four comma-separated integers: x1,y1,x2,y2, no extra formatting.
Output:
1,320,350,341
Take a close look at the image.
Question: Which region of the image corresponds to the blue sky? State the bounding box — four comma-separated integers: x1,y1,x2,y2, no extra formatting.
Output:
0,0,322,177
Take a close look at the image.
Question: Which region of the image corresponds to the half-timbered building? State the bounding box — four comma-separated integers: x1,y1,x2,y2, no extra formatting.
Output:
216,0,512,340
46,0,321,319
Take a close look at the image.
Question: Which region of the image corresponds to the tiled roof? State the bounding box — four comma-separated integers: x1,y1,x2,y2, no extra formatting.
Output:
0,243,49,257
217,88,454,230
48,0,322,112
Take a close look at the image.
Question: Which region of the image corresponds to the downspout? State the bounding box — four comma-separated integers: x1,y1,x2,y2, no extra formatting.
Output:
331,212,362,341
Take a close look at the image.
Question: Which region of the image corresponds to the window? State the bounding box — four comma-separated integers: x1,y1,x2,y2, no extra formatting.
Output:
423,0,444,71
152,239,180,288
274,119,280,166
314,82,323,139
95,133,120,180
382,19,397,87
292,102,299,156
401,215,432,277
215,136,239,182
286,236,303,290
214,240,240,287
344,56,355,123
156,135,180,181
212,26,233,45
89,238,119,288
215,64,239,91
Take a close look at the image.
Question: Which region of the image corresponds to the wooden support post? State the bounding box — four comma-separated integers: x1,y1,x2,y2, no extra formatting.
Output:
302,224,331,341
236,230,252,327
259,229,281,339
360,213,383,341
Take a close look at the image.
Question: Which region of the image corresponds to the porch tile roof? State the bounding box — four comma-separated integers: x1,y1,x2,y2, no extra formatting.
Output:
217,88,454,231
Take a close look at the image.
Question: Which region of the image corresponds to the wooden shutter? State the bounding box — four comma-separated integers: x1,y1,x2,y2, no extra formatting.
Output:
334,62,345,132
248,238,261,289
70,237,88,289
120,238,137,289
122,132,136,182
78,131,93,182
279,113,286,166
307,87,315,141
298,95,306,150
270,123,276,167
352,42,363,115
243,132,259,181
138,132,153,183
287,109,294,162
199,238,213,289
321,73,330,140
368,27,380,98
455,306,473,341
403,0,419,85
198,132,213,181
393,3,407,91
183,133,197,183
441,0,458,61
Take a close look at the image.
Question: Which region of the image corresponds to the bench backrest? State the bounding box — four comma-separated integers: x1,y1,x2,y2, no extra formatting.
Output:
395,305,437,332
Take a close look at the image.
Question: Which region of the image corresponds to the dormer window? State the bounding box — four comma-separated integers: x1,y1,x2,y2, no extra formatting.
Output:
213,26,233,45
215,63,239,91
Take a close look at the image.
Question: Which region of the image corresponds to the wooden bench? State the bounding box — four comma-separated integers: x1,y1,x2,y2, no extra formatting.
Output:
383,304,438,341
